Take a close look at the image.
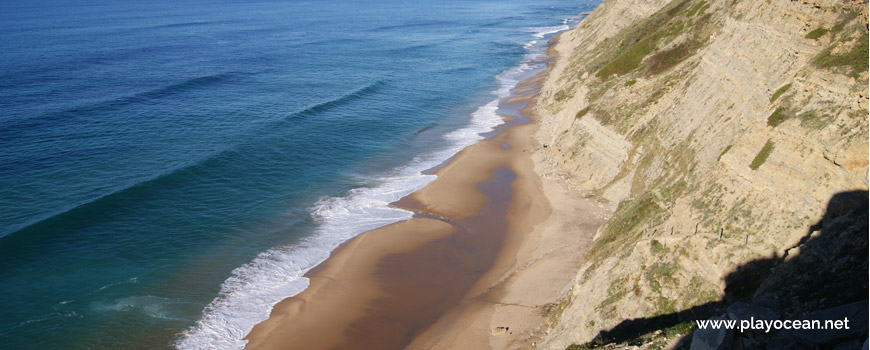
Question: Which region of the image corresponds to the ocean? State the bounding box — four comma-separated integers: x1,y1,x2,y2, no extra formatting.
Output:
0,0,598,348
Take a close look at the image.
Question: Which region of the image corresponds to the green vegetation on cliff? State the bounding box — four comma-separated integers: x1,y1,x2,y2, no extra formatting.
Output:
769,83,791,102
538,0,869,348
749,139,775,170
593,0,715,79
812,12,869,78
804,27,829,40
767,107,790,127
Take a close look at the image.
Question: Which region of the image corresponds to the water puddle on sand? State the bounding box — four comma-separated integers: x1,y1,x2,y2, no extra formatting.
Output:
329,167,516,349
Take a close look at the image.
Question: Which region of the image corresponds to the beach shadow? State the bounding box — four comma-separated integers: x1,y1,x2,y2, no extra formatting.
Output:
576,190,869,349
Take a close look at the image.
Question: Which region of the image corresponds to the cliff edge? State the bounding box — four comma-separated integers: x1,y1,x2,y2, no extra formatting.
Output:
534,0,869,348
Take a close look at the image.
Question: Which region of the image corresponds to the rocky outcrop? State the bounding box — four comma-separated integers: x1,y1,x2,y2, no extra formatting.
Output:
534,0,868,348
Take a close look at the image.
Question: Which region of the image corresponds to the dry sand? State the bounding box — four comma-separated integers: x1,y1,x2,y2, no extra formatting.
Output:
404,77,610,350
245,37,609,350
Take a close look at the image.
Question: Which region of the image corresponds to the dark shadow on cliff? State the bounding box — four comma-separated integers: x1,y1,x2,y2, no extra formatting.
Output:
570,190,869,349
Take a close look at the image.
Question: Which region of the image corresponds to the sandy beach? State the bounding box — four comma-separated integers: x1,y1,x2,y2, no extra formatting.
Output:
244,35,610,350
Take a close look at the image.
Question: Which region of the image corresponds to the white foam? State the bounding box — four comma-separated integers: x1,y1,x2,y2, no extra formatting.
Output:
175,20,571,350
86,276,139,296
174,170,438,350
529,24,569,39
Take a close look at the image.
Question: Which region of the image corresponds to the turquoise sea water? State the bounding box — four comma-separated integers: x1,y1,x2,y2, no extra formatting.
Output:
0,0,598,348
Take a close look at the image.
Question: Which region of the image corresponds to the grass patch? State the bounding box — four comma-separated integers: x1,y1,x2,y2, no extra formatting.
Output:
651,240,666,253
749,140,775,170
596,34,658,78
584,0,720,80
600,278,629,310
652,296,678,316
555,88,573,101
804,27,829,40
831,11,860,35
685,0,709,17
660,179,688,203
646,42,695,75
546,292,574,327
666,20,686,36
800,110,831,129
645,13,714,75
664,321,696,337
604,196,662,240
576,107,590,119
651,262,675,278
813,28,869,78
646,261,677,295
592,0,693,79
766,107,790,127
769,83,791,102
717,144,732,162
850,108,868,120
594,108,615,125
588,194,663,261
650,340,668,350
831,22,846,35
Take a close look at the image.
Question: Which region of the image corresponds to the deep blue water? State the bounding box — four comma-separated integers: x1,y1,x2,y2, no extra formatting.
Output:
0,0,598,348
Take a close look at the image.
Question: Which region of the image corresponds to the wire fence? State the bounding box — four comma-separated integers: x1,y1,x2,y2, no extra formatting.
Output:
638,224,752,247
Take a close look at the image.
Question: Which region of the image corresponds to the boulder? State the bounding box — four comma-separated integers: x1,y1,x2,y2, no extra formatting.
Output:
776,300,869,347
750,293,780,312
728,301,779,323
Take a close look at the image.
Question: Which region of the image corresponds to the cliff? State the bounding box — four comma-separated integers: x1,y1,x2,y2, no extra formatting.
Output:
533,0,869,348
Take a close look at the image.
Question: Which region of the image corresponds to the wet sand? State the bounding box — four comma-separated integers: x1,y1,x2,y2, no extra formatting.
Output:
404,71,609,350
244,36,609,350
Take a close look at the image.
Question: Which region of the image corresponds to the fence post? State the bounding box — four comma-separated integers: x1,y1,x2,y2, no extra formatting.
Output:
744,234,748,246
694,223,698,235
718,228,723,240
670,226,674,236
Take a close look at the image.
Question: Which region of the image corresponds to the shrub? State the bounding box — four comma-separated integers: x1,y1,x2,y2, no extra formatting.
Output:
575,107,590,119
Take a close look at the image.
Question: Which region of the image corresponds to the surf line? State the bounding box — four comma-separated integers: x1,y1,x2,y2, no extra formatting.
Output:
243,54,551,350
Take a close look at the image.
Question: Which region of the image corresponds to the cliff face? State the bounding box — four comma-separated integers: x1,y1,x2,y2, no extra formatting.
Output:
535,0,868,348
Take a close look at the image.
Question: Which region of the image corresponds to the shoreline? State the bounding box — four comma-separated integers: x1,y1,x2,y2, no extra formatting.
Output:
404,52,610,349
244,32,608,350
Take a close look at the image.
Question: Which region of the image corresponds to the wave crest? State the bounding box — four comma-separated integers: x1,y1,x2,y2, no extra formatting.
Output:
291,80,387,119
